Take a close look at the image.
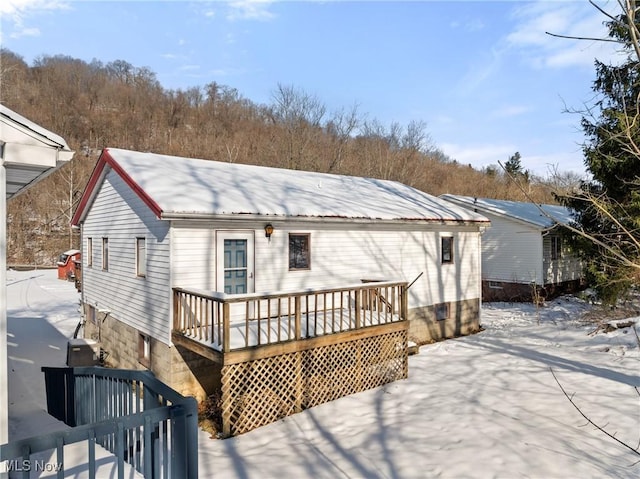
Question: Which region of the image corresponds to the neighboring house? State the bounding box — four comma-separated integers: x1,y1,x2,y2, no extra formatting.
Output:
440,194,584,302
71,148,489,403
1,104,74,446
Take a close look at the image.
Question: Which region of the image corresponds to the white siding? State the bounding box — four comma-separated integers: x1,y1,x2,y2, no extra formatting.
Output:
542,234,583,284
481,213,543,285
171,221,482,310
81,171,171,344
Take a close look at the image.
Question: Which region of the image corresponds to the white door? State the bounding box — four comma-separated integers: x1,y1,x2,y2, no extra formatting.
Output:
216,232,255,295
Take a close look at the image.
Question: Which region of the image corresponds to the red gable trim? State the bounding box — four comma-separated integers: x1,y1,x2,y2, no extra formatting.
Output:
71,148,163,225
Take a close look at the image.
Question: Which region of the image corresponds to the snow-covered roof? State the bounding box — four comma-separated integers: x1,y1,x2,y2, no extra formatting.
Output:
1,103,74,199
440,194,575,229
0,104,71,150
73,148,489,225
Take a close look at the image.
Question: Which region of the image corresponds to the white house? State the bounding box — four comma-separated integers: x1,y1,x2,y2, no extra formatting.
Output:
71,148,489,400
440,194,584,302
1,104,74,446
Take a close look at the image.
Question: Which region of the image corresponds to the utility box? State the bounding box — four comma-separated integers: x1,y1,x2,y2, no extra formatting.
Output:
57,249,81,281
66,339,100,367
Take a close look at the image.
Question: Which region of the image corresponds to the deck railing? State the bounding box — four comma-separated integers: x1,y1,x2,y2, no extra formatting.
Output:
0,367,198,479
173,280,408,352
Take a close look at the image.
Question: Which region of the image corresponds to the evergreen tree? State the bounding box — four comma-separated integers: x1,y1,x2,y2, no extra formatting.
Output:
561,5,640,304
504,151,530,183
504,152,523,176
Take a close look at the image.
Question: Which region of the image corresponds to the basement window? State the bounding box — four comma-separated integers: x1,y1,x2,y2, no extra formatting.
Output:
435,303,450,321
138,333,151,368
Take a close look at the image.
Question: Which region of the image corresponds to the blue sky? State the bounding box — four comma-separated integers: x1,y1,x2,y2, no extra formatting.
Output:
0,1,625,178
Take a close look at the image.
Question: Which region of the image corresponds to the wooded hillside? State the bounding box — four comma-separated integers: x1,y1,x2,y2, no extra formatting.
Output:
1,49,560,265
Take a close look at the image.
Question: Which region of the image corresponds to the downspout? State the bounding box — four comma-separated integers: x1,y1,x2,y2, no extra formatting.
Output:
478,225,486,324
0,142,8,452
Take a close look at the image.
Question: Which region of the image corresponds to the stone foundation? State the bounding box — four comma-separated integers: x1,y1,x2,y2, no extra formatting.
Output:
81,303,220,402
82,296,482,399
408,298,481,345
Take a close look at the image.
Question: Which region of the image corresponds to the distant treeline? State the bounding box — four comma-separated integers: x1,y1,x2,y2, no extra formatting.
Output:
1,48,562,264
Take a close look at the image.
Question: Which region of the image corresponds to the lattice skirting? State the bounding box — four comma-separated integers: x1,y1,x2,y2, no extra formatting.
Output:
221,328,408,436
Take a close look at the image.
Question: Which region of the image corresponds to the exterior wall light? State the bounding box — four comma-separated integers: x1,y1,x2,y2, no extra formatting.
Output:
264,223,274,238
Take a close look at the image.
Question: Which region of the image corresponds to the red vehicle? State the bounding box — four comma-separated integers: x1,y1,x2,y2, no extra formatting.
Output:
57,249,81,281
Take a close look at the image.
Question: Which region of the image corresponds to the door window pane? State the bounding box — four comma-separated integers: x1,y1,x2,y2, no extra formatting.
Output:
224,239,248,294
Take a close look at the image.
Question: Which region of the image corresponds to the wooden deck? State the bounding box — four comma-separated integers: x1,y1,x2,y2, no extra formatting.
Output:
172,281,409,436
172,280,407,355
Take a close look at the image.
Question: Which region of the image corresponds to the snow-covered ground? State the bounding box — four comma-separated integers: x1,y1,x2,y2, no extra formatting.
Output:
5,269,640,478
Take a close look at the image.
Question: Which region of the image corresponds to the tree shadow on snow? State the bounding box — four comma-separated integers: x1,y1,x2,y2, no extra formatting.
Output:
471,337,639,387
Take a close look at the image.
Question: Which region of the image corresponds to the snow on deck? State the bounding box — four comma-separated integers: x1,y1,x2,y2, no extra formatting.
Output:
186,307,403,351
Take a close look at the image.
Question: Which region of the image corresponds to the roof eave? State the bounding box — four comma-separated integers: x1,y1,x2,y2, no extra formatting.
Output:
160,211,489,227
72,148,163,225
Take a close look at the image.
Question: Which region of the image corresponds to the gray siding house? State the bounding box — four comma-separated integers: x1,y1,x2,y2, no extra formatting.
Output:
71,148,489,401
440,195,584,302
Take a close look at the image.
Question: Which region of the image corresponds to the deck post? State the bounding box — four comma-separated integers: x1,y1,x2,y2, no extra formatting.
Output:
222,303,230,353
173,290,178,332
401,284,408,320
294,296,301,340
354,289,361,329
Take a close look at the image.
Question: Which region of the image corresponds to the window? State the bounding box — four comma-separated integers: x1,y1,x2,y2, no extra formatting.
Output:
551,236,562,261
436,303,450,321
441,236,454,264
138,333,151,368
289,234,310,270
87,305,96,325
101,238,109,270
136,237,146,277
488,281,503,290
87,238,93,267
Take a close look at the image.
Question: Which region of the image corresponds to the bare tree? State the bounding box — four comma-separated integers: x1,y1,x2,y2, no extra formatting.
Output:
269,83,326,170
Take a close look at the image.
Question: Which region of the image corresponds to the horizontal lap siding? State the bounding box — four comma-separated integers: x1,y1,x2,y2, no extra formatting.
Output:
481,214,542,284
81,171,171,344
172,226,217,290
542,234,583,284
171,221,481,309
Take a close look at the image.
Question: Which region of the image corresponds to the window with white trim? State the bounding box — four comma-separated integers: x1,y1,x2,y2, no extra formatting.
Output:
441,236,454,264
551,236,562,261
289,234,310,270
87,237,93,268
136,237,146,277
101,238,109,270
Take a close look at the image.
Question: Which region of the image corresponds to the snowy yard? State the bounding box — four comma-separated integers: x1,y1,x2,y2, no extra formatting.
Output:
5,268,640,478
